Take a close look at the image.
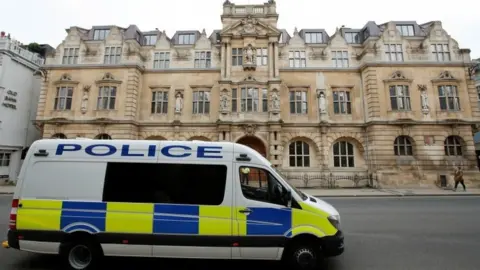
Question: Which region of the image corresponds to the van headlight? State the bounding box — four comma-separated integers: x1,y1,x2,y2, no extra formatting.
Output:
328,215,341,230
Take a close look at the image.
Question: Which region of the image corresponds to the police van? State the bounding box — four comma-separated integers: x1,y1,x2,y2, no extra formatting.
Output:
4,139,344,270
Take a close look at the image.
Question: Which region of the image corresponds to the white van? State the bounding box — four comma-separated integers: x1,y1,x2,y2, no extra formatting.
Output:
4,139,344,270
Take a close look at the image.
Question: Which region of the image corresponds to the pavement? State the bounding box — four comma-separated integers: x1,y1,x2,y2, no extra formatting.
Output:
1,184,480,197
0,194,479,270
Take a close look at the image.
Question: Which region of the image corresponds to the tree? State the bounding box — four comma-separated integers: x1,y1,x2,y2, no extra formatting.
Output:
27,42,45,57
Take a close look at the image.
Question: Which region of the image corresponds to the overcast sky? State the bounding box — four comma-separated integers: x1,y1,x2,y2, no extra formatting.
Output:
1,0,479,58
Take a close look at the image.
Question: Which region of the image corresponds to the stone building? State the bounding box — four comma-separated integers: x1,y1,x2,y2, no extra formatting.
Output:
35,0,480,187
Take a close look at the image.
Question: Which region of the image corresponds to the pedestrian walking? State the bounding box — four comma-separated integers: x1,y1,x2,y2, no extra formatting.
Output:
453,166,466,191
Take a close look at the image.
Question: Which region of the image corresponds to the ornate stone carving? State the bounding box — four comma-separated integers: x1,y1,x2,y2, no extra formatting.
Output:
175,91,184,113
220,89,229,113
240,16,258,34
81,85,91,114
243,124,257,136
390,71,406,80
271,90,280,112
173,48,191,61
438,71,455,80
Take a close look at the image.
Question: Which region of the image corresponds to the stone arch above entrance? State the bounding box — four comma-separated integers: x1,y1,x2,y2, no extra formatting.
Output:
236,136,267,158
145,136,167,140
188,136,211,141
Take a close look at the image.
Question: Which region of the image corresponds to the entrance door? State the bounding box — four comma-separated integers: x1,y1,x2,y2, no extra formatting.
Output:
236,136,267,158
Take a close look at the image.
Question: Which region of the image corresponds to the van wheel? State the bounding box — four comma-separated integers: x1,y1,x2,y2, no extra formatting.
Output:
60,239,102,270
284,243,323,270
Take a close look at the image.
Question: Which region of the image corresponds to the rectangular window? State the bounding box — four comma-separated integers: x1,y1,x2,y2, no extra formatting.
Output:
396,25,414,36
231,88,237,112
232,48,243,66
193,91,210,114
333,91,352,114
97,86,116,110
289,51,306,68
104,47,122,64
431,44,450,62
93,29,110,40
332,51,349,67
438,85,460,111
144,35,158,46
54,86,73,110
240,87,260,112
385,44,404,62
389,85,411,111
194,51,211,68
153,52,170,69
256,48,268,66
0,152,11,167
289,90,308,114
178,34,196,45
151,91,168,114
262,88,268,112
102,162,227,205
305,32,323,43
239,166,288,206
344,32,360,43
62,48,79,64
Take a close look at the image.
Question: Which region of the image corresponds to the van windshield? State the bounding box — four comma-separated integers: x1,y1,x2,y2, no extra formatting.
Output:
272,167,308,201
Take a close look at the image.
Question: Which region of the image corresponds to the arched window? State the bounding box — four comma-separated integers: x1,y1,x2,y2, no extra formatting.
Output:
51,133,67,139
394,136,413,156
333,141,354,167
444,136,462,156
288,141,310,167
95,133,112,140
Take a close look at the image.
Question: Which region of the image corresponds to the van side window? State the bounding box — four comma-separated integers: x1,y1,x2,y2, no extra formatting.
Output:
102,162,227,205
239,166,287,206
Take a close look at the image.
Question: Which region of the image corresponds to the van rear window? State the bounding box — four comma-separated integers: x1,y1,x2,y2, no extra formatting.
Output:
102,162,227,205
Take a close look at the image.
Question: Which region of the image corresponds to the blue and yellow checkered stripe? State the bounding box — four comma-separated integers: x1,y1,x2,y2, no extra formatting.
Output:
16,199,336,237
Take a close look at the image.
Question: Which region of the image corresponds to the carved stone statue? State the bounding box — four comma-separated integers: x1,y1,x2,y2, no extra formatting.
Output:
175,92,183,113
220,93,229,111
271,92,280,111
318,92,327,113
421,90,429,110
245,45,254,65
80,91,89,113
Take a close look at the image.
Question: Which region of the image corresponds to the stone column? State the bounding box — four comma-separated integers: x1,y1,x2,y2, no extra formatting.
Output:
226,41,232,78
221,42,226,78
268,42,274,79
273,41,279,78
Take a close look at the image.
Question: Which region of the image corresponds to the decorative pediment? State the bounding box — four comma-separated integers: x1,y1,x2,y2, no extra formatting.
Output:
432,70,459,83
95,72,123,84
53,73,79,85
194,29,212,50
221,15,281,37
155,30,171,49
287,27,306,47
243,75,257,83
327,28,348,48
383,71,412,83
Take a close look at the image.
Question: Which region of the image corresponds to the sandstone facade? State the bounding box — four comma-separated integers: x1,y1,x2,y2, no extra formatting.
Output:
34,1,480,188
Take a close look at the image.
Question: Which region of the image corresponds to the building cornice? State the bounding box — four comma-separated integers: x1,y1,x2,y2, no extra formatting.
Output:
42,64,146,72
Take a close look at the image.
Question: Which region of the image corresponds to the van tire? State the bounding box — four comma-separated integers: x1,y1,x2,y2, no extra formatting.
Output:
284,242,323,270
59,238,102,270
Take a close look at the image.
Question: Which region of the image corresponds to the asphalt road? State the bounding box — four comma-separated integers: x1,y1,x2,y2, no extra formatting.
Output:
1,195,480,270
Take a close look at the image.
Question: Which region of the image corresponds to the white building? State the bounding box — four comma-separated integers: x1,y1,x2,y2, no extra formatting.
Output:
0,35,45,181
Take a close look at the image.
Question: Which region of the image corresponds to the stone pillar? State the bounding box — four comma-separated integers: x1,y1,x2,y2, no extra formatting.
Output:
226,41,232,78
268,42,274,79
273,42,279,78
221,42,226,78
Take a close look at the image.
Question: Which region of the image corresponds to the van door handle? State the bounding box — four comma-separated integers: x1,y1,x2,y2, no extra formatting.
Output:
239,208,252,214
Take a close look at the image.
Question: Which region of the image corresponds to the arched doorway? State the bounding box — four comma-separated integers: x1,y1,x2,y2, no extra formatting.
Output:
236,136,267,158
188,136,210,141
145,136,167,140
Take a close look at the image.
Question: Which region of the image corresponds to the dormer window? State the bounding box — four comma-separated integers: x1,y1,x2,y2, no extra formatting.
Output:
396,24,414,36
93,29,110,40
144,35,157,46
345,32,360,44
178,34,195,45
305,32,323,43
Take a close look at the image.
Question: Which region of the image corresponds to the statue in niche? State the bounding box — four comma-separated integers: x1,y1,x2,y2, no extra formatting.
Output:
271,92,280,111
175,92,183,113
318,92,327,113
220,93,229,111
245,45,255,65
421,90,429,110
81,91,89,113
